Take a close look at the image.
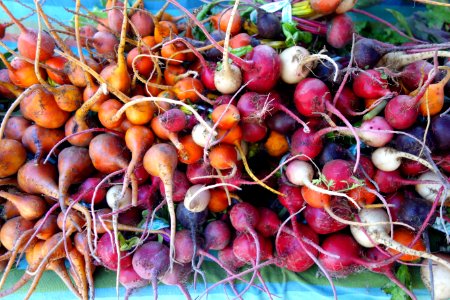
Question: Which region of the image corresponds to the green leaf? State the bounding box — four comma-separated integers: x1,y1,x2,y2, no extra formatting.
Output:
118,233,140,251
230,45,253,57
281,21,312,47
386,9,413,38
382,265,413,300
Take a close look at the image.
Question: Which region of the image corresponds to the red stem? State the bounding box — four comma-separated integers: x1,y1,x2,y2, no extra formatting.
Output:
165,0,251,70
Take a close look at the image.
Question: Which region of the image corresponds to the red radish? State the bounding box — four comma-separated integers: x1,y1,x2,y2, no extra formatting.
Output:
204,220,231,251
0,2,55,61
294,78,361,168
143,143,178,269
400,60,433,91
97,233,132,271
327,14,354,49
130,11,154,37
319,233,363,277
218,246,246,271
276,224,318,272
174,229,195,264
255,207,281,238
132,241,170,296
119,265,149,300
90,31,119,59
186,162,214,185
278,183,305,214
352,70,392,99
374,169,430,194
303,199,350,234
74,177,107,205
321,159,356,191
158,263,192,300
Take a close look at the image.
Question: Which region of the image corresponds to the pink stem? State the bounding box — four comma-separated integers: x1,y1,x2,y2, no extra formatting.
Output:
325,102,361,173
16,202,60,264
44,128,124,163
384,269,418,300
275,104,310,133
292,17,327,35
165,0,250,70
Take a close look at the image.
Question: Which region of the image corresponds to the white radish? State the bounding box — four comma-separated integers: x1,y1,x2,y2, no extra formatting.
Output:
106,185,132,209
184,184,211,213
279,46,314,84
416,171,449,203
421,254,450,300
192,123,217,148
371,147,434,172
279,46,339,84
213,0,242,94
350,208,450,271
285,160,359,209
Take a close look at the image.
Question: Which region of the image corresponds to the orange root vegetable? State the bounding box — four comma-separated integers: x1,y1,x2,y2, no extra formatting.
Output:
0,201,20,220
88,133,130,174
124,126,154,205
47,259,83,299
0,191,47,221
387,228,426,261
417,67,450,116
20,85,70,129
143,143,178,269
1,56,47,89
66,83,109,147
68,248,89,300
3,117,30,141
58,146,94,212
0,139,27,178
264,131,289,157
98,99,126,129
0,216,35,252
22,125,65,162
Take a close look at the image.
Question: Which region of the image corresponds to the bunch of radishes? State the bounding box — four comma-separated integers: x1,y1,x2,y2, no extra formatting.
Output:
0,0,449,299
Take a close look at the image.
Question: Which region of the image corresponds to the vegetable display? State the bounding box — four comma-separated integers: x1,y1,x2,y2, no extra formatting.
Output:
0,0,449,299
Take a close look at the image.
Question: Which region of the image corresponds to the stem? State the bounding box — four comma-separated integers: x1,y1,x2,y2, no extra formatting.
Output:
0,85,39,140
0,1,27,32
234,142,283,196
117,0,128,70
112,97,214,133
325,102,361,173
33,0,52,90
55,49,130,103
43,128,123,164
374,233,450,270
222,0,240,73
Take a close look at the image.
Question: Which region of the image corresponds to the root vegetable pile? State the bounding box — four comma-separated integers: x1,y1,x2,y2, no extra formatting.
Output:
0,0,449,299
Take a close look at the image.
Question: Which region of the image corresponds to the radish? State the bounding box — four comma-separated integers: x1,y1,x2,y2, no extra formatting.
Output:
279,46,338,84
213,0,242,94
319,233,363,277
0,2,55,61
371,147,434,172
350,208,450,270
421,254,450,300
304,199,350,235
167,0,281,93
132,241,170,297
293,78,361,169
143,143,178,270
415,171,449,203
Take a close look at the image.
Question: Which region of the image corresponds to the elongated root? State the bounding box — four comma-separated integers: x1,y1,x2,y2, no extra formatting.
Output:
234,142,283,196
375,233,450,271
